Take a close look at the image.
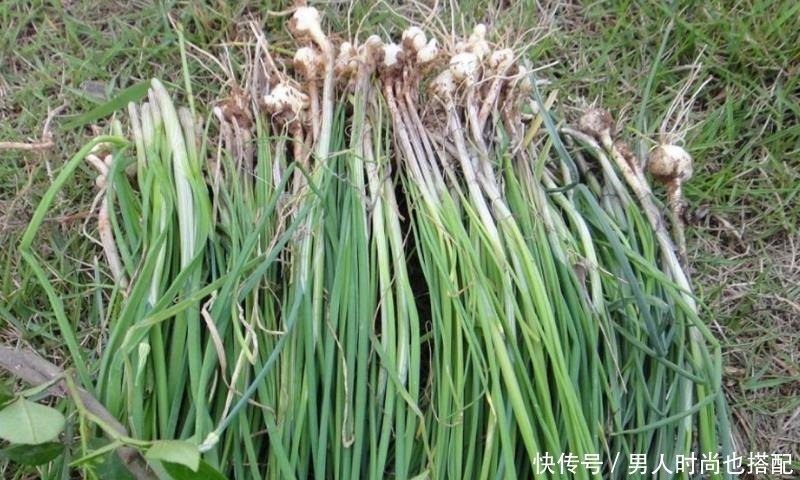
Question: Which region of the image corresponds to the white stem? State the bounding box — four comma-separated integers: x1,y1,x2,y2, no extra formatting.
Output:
667,180,688,265
86,152,128,290
444,98,505,257
309,80,320,141
382,81,439,210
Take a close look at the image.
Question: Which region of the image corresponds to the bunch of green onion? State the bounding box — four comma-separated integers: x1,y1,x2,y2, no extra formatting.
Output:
21,7,733,480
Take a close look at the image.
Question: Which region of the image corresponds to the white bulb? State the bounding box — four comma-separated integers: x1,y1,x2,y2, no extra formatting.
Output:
517,66,533,93
449,52,479,82
383,43,403,67
431,70,456,97
468,24,490,60
648,144,693,182
291,6,321,36
335,42,356,77
470,24,487,41
402,26,427,52
416,39,439,64
294,46,321,78
489,49,513,69
363,35,383,59
578,108,615,141
263,83,308,115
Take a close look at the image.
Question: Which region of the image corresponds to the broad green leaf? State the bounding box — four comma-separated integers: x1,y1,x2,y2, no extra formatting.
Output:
95,451,137,480
0,398,65,444
162,459,226,480
0,381,13,406
0,441,64,465
78,438,136,480
145,440,199,472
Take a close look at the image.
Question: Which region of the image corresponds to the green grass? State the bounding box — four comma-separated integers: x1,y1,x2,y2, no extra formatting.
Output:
1,0,798,477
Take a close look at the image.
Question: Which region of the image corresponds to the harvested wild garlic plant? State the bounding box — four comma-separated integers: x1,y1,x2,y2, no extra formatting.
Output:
23,6,733,480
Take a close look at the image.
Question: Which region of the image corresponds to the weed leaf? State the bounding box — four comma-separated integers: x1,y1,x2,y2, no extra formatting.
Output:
0,442,64,465
0,398,65,444
145,440,200,472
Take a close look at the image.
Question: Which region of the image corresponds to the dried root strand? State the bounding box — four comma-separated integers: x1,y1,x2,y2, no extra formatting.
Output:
86,150,128,289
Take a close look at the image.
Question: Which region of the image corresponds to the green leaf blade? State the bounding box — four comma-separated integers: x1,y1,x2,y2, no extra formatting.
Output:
145,440,200,472
162,459,226,480
62,81,150,131
0,441,64,465
0,398,66,445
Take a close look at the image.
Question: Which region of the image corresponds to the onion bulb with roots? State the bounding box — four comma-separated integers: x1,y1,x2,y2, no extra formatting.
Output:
382,42,403,68
577,108,615,143
516,66,533,94
401,26,427,52
431,70,456,98
358,35,383,71
488,48,514,70
262,83,308,118
416,39,439,64
289,6,326,49
467,23,490,60
648,143,694,264
648,143,693,184
449,52,479,83
334,42,358,79
294,46,324,80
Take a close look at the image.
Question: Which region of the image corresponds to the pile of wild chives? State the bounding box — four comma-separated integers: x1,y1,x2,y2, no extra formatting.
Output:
20,7,733,480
